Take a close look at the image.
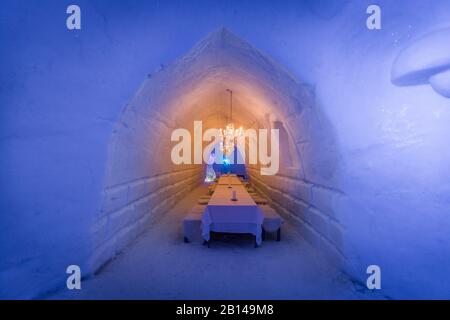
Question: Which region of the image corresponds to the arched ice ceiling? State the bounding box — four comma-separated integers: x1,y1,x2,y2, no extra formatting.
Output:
104,28,316,187
127,28,313,124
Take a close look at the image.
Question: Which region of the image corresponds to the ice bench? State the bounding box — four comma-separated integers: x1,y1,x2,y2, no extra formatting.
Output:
182,205,205,243
260,206,284,241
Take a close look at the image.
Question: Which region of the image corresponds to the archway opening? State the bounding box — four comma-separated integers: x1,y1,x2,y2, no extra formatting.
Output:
90,28,344,274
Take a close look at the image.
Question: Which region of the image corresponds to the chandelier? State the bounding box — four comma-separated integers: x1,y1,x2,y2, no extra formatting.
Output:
220,89,244,157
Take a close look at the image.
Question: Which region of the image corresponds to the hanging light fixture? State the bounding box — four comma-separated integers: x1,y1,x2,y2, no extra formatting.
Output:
219,89,244,157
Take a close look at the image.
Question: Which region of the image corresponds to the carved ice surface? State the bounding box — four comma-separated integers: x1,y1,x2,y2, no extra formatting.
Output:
391,28,450,98
429,69,450,98
1,0,450,300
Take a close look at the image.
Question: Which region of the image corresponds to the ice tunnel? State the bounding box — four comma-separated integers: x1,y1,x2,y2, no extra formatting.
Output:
93,28,343,271
2,0,450,300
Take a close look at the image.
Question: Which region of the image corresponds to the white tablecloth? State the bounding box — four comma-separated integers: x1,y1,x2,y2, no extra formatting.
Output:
201,185,264,245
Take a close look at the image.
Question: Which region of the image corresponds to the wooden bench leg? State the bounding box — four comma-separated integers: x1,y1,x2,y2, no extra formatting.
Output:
277,228,281,242
184,236,190,243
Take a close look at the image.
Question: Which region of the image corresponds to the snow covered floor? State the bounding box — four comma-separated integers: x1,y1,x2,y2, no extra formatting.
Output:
49,185,371,300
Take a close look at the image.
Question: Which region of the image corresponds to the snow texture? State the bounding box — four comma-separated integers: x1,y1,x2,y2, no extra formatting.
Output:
1,0,450,299
391,27,450,98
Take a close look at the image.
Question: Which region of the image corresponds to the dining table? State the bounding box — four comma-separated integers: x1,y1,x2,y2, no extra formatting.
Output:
201,178,265,246
216,174,242,185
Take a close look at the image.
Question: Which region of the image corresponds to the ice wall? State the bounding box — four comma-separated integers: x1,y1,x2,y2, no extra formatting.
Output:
1,0,450,299
311,1,450,298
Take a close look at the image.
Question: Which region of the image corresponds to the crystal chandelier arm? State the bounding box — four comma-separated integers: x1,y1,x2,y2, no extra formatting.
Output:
226,89,233,123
